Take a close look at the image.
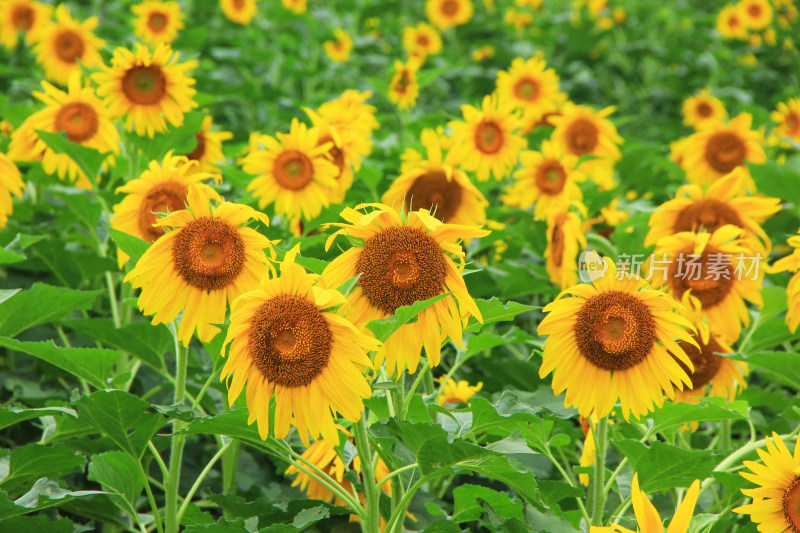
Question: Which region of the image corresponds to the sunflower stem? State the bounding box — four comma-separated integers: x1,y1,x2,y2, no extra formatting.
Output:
354,416,380,533
177,437,233,523
400,362,429,419
720,419,732,451
590,416,609,527
165,323,188,533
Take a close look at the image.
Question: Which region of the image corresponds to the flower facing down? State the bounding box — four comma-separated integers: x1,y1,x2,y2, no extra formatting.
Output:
221,247,379,445
438,378,482,407
125,184,276,345
322,203,488,376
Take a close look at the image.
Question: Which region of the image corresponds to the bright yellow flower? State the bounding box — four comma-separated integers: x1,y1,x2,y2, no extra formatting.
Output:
282,0,306,15
770,234,800,333
545,209,586,289
0,153,24,229
472,44,494,61
181,115,233,174
739,0,772,30
132,1,184,45
403,22,442,58
324,29,353,62
219,0,257,25
682,88,727,129
438,378,482,406
426,0,473,30
388,58,421,110
717,4,748,39
771,98,800,143
496,55,568,124
0,0,51,49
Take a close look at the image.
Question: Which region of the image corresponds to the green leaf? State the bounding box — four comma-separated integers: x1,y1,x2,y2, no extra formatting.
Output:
750,162,800,206
293,255,328,275
651,398,748,434
130,112,205,161
182,410,261,442
0,479,104,520
0,444,86,497
0,289,20,305
0,514,74,533
62,318,171,372
612,439,718,493
0,406,77,431
747,351,800,391
537,480,585,508
35,130,110,185
207,493,350,529
465,298,539,333
0,338,119,390
366,293,450,341
184,518,251,532
106,226,151,267
451,484,523,523
29,240,117,288
87,452,145,521
74,390,166,459
0,283,103,337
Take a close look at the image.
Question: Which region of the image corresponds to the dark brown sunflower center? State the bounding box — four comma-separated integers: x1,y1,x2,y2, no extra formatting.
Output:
574,291,656,371
122,65,167,106
705,132,745,174
184,132,206,161
673,199,744,234
550,212,567,268
54,30,84,63
148,12,168,31
667,246,735,309
417,34,431,47
356,226,447,315
11,5,34,30
247,294,332,387
54,102,99,143
406,170,463,222
233,0,245,8
514,78,540,102
748,4,762,17
441,0,459,16
172,216,245,291
782,475,800,532
474,120,504,154
565,118,599,156
786,113,800,135
138,182,188,242
273,150,313,190
536,161,567,195
673,335,725,389
319,135,345,179
696,102,713,117
396,70,411,92
728,14,741,27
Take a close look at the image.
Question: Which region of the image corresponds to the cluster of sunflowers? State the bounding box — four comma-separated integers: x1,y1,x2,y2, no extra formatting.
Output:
716,0,796,48
2,0,800,531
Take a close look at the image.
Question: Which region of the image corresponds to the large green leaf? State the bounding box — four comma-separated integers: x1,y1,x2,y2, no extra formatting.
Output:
0,283,103,337
0,479,104,521
35,130,110,185
612,439,719,493
0,338,119,390
451,484,523,523
0,444,86,497
651,398,748,434
0,406,77,432
365,293,450,341
62,318,171,372
464,298,539,332
747,351,800,391
106,226,152,267
182,410,261,442
88,452,145,521
74,390,167,459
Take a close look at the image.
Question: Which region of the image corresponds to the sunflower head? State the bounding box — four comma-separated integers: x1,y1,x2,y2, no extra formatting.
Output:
496,55,568,121
739,0,773,30
772,97,800,142
282,0,307,15
0,0,52,49
682,88,727,129
219,0,258,25
403,22,443,58
544,209,587,289
181,115,233,173
0,153,25,229
388,58,422,110
324,28,353,62
132,1,184,45
426,0,474,30
438,378,483,407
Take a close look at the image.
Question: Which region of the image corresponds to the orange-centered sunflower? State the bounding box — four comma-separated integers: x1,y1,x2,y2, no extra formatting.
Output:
716,4,748,39
319,89,380,141
322,204,489,376
503,139,584,220
219,0,258,25
734,433,800,532
426,0,474,30
388,58,421,111
111,152,221,267
0,153,24,229
243,118,339,223
382,128,488,226
770,234,800,333
220,246,379,445
7,72,119,190
438,378,483,407
448,93,526,182
33,4,105,86
181,114,233,174
772,98,800,143
682,88,727,129
538,253,697,420
324,29,353,62
680,113,766,187
0,0,51,49
645,167,781,256
125,184,276,346
132,1,184,45
93,43,198,138
649,225,764,344
403,22,443,58
739,0,773,30
496,55,568,125
545,209,587,290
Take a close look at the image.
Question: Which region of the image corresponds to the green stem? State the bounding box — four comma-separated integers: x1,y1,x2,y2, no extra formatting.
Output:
376,463,417,493
177,438,234,523
353,417,380,533
148,441,169,480
105,271,121,329
720,419,732,451
545,449,590,524
165,324,188,533
400,363,428,419
136,461,164,533
590,417,609,527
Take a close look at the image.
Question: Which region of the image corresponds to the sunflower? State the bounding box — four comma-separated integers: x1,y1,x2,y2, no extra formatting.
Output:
303,107,360,203
132,1,184,45
496,55,568,125
680,113,766,188
538,252,697,419
93,43,198,138
771,98,800,143
382,128,488,226
111,153,221,267
649,225,764,344
324,29,353,62
243,118,339,222
549,103,622,190
426,0,473,30
0,153,24,229
0,0,51,49
33,4,104,86
388,58,421,111
734,432,800,532
219,0,257,25
181,115,233,173
503,139,584,220
717,4,748,40
220,246,378,445
124,184,276,346
472,44,494,61
590,473,700,533
739,0,772,30
682,88,727,129
438,378,482,407
403,22,442,58
545,209,587,290
448,93,526,182
282,0,306,15
322,204,488,376
770,235,800,333
319,89,380,140
645,167,781,256
7,72,119,190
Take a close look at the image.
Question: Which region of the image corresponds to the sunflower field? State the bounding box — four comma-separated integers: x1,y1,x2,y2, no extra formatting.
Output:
1,0,800,531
